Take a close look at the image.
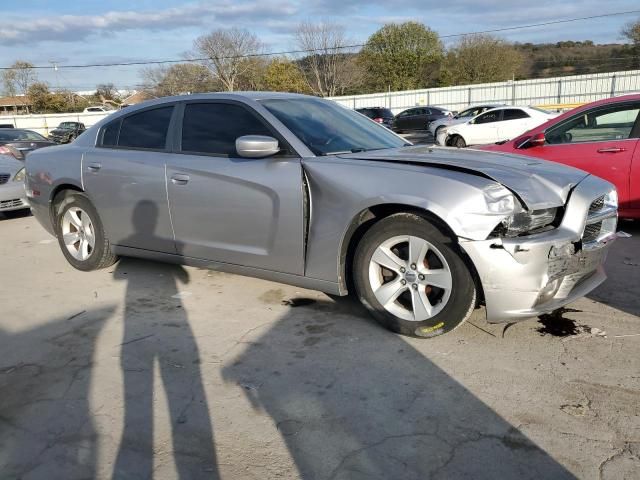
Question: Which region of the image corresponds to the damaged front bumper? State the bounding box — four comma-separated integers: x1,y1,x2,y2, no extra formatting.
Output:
460,175,617,323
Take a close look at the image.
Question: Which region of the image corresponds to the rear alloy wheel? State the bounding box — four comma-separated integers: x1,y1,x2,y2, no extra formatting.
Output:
353,213,476,338
55,192,117,271
61,206,96,261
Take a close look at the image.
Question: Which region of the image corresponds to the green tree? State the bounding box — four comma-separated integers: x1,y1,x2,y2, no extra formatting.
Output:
442,34,524,85
27,82,51,113
27,82,84,113
262,59,310,93
359,22,443,91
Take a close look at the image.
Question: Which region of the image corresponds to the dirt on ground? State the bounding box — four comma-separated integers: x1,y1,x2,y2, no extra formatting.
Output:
0,214,638,479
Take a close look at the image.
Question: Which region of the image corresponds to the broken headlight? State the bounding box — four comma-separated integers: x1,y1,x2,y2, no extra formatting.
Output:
492,207,559,237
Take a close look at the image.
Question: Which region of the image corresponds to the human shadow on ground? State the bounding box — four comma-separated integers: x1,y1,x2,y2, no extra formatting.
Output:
223,296,576,480
0,305,115,478
112,200,218,479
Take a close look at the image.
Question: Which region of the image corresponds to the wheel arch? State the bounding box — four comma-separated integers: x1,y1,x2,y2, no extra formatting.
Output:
338,203,484,304
49,182,85,228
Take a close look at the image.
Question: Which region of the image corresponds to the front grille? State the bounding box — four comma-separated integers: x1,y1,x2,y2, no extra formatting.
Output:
589,195,605,214
0,198,26,210
0,173,10,185
582,221,602,243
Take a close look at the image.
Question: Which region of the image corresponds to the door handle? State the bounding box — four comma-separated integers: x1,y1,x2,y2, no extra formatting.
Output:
87,162,101,172
171,173,190,185
597,147,626,154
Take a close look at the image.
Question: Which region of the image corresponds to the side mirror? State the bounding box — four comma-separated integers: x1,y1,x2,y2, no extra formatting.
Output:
235,135,280,158
529,132,546,147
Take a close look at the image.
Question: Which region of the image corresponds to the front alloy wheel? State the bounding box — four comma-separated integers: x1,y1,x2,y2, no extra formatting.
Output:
369,235,452,321
354,213,476,338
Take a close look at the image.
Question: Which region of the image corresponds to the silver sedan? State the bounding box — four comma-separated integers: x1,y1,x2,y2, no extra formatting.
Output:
24,93,617,338
0,154,28,217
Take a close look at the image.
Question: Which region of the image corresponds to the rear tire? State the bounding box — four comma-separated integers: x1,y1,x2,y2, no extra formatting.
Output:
54,192,117,271
353,213,476,338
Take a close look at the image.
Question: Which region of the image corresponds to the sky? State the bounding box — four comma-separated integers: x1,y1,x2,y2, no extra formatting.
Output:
0,0,638,92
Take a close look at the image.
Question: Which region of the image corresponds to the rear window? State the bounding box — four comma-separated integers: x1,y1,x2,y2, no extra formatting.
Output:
0,130,46,141
503,109,530,120
357,108,393,119
100,106,174,150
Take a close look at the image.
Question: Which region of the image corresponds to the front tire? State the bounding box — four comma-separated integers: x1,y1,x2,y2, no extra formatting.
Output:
353,213,476,338
55,192,117,271
451,135,466,148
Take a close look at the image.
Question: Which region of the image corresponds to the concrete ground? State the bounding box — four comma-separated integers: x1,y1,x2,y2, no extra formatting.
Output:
0,212,638,480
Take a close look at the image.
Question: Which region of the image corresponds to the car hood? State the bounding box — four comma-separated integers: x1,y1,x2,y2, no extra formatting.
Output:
337,145,590,210
0,153,23,173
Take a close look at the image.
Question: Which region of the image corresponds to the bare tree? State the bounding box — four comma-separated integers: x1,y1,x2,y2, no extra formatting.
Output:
192,28,263,91
295,22,360,97
95,83,119,101
622,18,640,46
141,63,219,96
2,61,37,112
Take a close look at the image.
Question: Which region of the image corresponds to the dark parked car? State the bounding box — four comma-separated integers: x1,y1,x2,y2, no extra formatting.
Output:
392,106,452,132
48,122,86,144
356,107,394,129
0,129,55,160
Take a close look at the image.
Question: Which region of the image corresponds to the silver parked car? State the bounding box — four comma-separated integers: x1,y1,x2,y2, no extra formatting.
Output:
0,154,28,217
25,93,618,338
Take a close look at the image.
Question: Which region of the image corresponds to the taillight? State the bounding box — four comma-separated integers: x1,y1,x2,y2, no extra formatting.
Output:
373,117,384,123
0,145,21,159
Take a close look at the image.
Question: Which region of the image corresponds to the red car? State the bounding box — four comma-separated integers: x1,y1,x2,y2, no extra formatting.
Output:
480,94,640,219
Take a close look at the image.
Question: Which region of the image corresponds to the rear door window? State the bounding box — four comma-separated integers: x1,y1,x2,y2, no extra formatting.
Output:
502,109,530,120
117,107,174,150
474,110,501,124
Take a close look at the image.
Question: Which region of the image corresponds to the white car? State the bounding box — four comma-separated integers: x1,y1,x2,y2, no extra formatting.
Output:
428,104,504,139
438,106,557,148
83,106,114,113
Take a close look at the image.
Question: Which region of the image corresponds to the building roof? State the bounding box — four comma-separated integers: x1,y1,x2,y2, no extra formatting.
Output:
0,95,31,107
122,91,156,104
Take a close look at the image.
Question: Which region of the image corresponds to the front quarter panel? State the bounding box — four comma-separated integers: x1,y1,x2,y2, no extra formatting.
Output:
302,157,511,284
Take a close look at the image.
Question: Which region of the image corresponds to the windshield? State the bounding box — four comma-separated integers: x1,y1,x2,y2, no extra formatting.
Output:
0,130,46,142
58,122,76,129
260,98,407,156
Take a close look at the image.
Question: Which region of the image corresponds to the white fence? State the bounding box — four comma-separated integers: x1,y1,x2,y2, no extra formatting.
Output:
0,111,111,136
329,69,640,114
